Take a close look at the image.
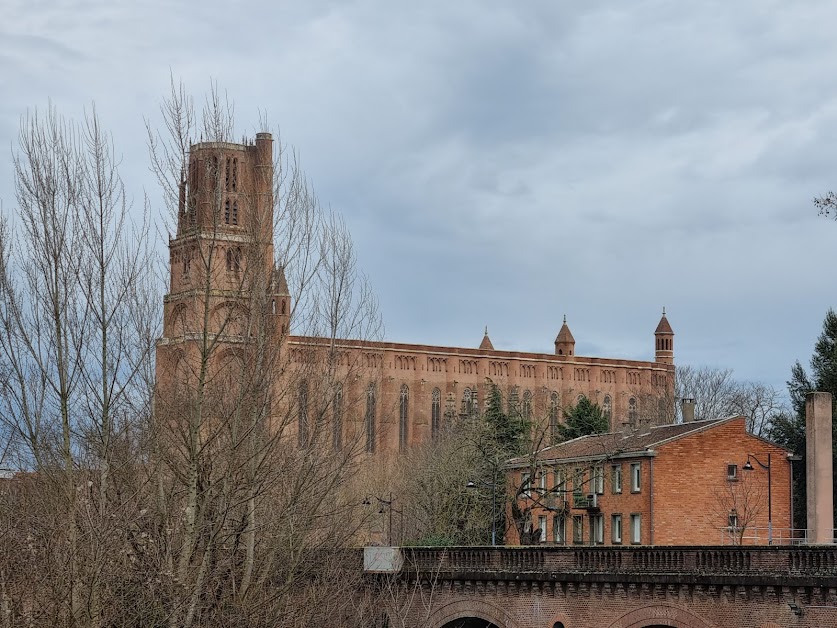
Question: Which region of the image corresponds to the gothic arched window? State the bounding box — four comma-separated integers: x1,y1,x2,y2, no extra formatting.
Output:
603,395,613,421
298,380,308,448
232,157,238,191
232,201,238,225
365,384,376,453
332,383,343,451
211,155,219,190
225,157,231,191
628,397,638,422
399,385,409,451
431,388,441,439
463,388,475,418
226,247,241,272
224,199,230,224
522,390,532,421
549,392,559,441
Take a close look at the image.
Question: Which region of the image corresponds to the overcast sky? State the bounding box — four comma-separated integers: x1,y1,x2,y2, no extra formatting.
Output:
2,1,836,395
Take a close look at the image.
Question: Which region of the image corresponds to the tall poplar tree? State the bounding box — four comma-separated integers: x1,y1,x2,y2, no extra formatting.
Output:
769,308,837,529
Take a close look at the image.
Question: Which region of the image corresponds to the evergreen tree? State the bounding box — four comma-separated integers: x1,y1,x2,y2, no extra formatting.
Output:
557,395,609,441
483,383,527,456
769,308,837,529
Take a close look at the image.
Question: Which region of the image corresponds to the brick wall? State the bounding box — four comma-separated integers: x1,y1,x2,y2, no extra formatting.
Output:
653,417,792,545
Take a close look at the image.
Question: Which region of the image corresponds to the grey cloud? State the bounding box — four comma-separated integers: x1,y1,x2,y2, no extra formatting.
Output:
1,0,836,397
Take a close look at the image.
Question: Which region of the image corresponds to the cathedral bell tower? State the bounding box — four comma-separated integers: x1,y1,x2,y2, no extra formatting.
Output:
157,132,285,385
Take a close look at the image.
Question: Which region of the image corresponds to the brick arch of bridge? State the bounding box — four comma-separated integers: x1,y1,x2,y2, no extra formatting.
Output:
606,605,719,628
428,599,521,628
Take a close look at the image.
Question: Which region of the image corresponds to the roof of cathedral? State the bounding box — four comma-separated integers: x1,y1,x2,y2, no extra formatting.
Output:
507,417,743,466
655,310,674,335
479,326,494,351
555,316,575,344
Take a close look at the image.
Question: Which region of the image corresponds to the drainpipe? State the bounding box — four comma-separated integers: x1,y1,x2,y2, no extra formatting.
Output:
649,456,655,546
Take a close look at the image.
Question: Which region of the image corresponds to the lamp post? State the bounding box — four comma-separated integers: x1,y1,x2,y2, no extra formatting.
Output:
466,478,497,546
363,493,399,546
742,452,772,545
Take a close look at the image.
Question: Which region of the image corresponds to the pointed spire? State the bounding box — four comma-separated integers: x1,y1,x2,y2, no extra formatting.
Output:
479,326,494,351
272,264,289,295
555,316,576,355
655,308,674,334
556,317,575,344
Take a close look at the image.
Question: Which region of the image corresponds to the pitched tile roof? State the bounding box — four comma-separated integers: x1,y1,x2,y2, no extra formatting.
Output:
654,313,674,334
508,417,735,466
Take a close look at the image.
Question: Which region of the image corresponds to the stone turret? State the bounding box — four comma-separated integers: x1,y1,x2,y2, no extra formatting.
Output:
554,316,575,356
654,308,674,364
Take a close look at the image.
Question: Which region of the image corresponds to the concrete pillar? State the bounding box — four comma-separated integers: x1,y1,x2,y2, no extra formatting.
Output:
806,392,834,544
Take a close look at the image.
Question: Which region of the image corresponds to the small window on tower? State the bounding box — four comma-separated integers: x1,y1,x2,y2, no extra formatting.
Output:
232,202,238,225
232,157,238,191
224,200,230,225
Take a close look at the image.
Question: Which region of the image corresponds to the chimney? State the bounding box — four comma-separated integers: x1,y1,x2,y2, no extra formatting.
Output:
681,397,696,423
806,392,834,544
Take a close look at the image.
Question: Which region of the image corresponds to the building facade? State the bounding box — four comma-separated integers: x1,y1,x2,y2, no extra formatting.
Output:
506,415,794,546
156,134,676,455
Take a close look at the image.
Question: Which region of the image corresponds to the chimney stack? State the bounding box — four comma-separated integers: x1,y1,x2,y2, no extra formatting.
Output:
806,392,834,544
681,397,696,423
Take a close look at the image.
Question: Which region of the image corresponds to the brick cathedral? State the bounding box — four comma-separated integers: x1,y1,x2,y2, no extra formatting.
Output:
156,133,675,454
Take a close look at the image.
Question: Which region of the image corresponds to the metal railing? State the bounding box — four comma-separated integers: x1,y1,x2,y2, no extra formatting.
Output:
716,527,837,546
716,527,808,546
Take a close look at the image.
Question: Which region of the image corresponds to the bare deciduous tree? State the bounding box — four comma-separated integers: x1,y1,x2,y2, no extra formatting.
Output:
676,365,786,435
0,103,156,626
0,83,385,627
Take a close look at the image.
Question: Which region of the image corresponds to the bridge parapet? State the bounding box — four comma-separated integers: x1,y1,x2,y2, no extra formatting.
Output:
399,545,837,584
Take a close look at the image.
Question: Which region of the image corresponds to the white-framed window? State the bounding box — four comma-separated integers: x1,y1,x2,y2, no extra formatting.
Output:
521,471,531,498
554,515,566,544
631,462,641,493
554,468,566,493
591,514,604,545
539,470,546,492
630,514,641,544
611,514,622,544
573,468,584,494
538,515,547,542
593,466,604,494
727,464,738,481
572,515,584,544
612,464,622,494
728,510,739,530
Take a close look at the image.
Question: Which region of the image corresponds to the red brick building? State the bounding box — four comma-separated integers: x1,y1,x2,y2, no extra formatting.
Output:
506,416,793,546
156,134,676,455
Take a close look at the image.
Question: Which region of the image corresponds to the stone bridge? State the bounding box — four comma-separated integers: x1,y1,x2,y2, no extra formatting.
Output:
367,546,837,628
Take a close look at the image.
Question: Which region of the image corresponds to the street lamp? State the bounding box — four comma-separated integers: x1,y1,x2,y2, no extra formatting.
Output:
742,452,772,545
363,493,400,546
466,479,497,546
